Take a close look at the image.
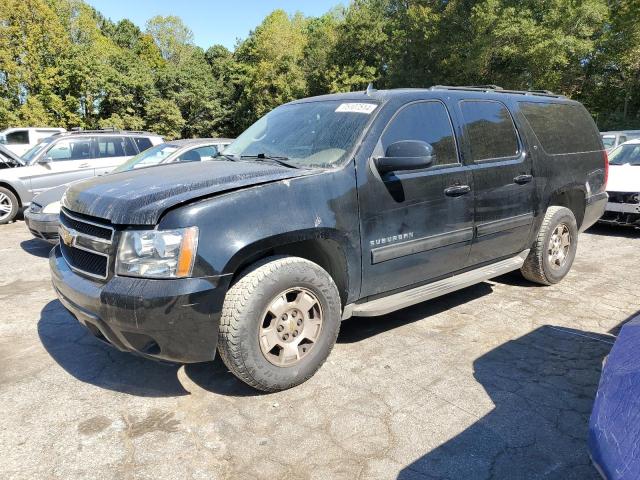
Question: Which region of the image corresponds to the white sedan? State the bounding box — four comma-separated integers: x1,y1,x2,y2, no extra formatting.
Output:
600,139,640,227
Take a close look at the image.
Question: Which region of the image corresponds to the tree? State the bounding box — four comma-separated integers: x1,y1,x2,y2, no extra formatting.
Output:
145,97,185,139
146,15,194,64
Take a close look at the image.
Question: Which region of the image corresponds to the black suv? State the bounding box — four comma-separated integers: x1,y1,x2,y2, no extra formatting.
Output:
50,86,608,391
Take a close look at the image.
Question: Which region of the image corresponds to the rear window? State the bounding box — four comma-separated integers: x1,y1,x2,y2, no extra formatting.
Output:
134,137,153,152
519,102,601,154
459,100,520,161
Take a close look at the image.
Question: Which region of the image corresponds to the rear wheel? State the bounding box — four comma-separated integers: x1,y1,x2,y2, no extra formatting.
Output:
521,206,578,285
218,256,341,392
0,187,19,225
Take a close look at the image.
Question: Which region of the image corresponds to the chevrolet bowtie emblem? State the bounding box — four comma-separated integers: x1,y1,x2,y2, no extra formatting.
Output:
59,225,77,247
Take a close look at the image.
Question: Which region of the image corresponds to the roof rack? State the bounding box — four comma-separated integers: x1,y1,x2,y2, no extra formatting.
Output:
53,128,157,136
430,85,564,98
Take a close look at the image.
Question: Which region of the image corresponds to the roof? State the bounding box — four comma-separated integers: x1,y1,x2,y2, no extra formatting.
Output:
53,129,162,138
289,85,569,106
166,138,234,147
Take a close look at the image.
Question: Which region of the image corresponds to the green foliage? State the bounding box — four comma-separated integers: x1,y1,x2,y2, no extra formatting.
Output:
0,0,639,136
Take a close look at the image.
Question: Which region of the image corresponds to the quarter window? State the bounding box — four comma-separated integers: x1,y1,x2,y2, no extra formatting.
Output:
134,137,153,152
460,100,520,161
382,101,458,167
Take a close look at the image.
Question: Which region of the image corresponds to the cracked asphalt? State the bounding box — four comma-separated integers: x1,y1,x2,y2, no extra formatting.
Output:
1,220,638,480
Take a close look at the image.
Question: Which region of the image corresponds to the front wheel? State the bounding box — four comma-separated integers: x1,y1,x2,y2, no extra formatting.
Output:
0,187,19,225
521,206,578,285
218,256,341,392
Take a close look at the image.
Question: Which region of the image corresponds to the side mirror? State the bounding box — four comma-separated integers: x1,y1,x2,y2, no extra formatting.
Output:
375,140,435,174
39,155,53,165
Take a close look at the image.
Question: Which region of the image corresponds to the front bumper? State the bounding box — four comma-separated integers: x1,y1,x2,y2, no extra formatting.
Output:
599,194,640,227
581,192,608,232
24,210,60,244
50,245,231,363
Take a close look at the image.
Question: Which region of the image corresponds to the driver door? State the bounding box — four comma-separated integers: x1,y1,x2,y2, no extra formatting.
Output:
27,137,95,196
358,100,475,298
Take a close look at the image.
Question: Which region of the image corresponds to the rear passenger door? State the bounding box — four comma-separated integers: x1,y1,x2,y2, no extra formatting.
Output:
359,100,475,298
457,100,534,265
93,136,138,176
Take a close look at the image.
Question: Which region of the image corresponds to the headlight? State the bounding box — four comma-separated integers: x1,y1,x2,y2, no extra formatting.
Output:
42,201,61,214
116,227,199,278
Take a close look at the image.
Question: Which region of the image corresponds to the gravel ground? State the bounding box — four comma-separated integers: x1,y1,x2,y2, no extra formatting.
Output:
1,219,638,480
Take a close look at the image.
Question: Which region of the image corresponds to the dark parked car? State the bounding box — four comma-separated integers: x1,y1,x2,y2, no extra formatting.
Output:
50,86,608,391
24,138,233,243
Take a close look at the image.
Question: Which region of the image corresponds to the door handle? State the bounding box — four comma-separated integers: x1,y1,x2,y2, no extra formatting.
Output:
444,185,471,197
514,174,533,185
78,163,91,169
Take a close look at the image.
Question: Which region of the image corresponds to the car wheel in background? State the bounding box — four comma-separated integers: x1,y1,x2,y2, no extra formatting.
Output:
0,187,19,225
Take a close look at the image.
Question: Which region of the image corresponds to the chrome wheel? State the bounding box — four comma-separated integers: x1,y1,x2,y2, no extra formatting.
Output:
0,192,13,222
547,223,571,270
259,287,323,367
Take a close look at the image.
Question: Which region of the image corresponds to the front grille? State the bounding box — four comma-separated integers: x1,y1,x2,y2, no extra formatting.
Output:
59,209,114,280
60,209,113,240
60,241,109,278
608,192,640,204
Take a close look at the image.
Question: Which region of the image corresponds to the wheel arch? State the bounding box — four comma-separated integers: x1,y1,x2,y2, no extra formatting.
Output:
224,229,354,307
0,181,23,207
546,187,586,229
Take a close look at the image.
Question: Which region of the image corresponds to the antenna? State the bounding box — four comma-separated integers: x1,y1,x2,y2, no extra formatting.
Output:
365,82,375,96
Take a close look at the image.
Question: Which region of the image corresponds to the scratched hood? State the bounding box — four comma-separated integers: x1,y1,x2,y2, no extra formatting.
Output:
62,160,312,225
607,164,640,193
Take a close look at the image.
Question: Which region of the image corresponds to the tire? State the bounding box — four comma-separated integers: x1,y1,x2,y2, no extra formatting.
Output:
0,187,19,225
521,206,578,285
218,256,341,392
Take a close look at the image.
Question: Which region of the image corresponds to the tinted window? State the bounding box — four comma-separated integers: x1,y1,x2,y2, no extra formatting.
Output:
134,137,153,152
460,101,519,161
5,130,29,145
519,102,601,154
47,138,92,161
96,136,129,158
382,101,458,167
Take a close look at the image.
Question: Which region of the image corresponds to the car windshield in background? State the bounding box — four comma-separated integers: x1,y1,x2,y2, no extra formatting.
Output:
224,100,378,168
601,136,616,149
113,144,180,172
22,138,54,163
609,144,640,166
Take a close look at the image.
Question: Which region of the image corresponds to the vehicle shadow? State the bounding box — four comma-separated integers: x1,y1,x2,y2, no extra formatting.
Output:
20,238,53,258
397,324,615,480
338,282,494,343
585,223,640,239
38,300,189,397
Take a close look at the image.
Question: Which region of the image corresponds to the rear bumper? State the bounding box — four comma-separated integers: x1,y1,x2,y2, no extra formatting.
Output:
581,192,608,232
49,245,231,363
24,210,60,244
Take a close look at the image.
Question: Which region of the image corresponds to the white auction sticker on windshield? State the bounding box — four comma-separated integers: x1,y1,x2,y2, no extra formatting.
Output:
335,103,377,114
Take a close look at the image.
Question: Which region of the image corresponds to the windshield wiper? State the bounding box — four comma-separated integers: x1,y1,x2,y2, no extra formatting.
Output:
215,153,238,162
240,153,301,169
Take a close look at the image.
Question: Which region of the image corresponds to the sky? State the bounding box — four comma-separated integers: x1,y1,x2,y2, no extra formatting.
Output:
85,0,345,51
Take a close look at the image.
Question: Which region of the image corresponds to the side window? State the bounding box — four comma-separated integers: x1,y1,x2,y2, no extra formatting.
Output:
5,130,30,145
618,136,627,145
46,138,93,161
519,102,601,154
382,101,458,167
96,136,127,158
176,147,203,163
182,145,218,161
123,137,138,156
460,100,520,161
134,137,153,152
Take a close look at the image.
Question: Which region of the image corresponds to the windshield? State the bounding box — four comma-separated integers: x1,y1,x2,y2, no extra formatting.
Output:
22,138,54,163
609,144,640,166
601,135,616,149
113,144,180,172
224,100,378,168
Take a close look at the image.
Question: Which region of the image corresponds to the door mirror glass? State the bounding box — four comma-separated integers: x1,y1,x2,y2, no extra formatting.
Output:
39,155,53,164
375,140,435,174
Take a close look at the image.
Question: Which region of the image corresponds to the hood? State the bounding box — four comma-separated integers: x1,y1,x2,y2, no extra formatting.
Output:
62,160,314,225
0,145,24,168
607,164,640,193
32,184,68,206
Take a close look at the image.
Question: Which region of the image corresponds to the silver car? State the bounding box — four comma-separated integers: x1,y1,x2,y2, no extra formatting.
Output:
24,137,233,243
0,129,163,224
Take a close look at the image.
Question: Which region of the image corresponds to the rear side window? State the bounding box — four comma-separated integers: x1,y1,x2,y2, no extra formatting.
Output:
96,136,130,158
5,130,29,145
460,100,520,161
519,102,601,154
134,137,153,152
382,101,458,167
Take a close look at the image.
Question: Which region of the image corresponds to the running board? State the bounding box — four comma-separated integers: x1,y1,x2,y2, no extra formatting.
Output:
342,249,530,319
